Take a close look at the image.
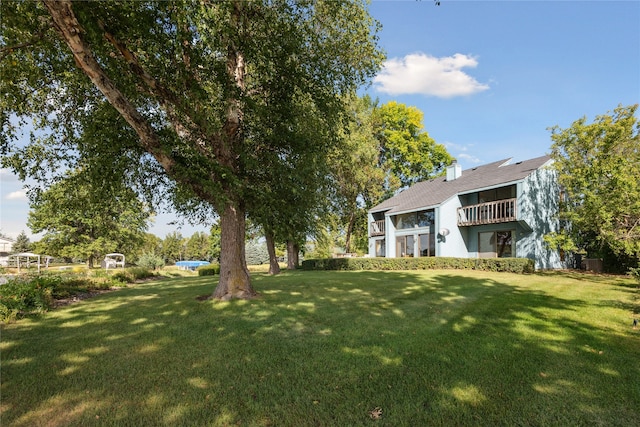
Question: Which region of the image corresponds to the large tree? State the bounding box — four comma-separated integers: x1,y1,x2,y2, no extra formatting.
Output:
1,0,383,298
330,95,384,253
28,171,151,267
185,231,211,261
161,231,185,264
329,97,453,254
374,101,453,196
548,104,640,269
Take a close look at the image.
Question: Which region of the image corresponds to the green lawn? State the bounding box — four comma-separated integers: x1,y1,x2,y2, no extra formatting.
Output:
1,270,639,426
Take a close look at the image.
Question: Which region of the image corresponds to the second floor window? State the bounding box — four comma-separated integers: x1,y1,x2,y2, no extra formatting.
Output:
395,210,435,230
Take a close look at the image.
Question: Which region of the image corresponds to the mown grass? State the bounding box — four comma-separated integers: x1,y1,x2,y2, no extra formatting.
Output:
1,270,639,426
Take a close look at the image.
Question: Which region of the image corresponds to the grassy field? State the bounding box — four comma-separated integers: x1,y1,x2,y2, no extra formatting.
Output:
1,269,639,426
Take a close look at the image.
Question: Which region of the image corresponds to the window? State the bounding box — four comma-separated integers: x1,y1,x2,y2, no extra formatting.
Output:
478,185,516,203
417,210,435,228
419,233,435,257
478,231,513,258
396,209,435,230
396,213,417,229
396,235,414,257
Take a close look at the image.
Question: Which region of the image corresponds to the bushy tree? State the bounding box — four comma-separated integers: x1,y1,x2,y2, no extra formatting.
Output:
327,97,453,254
185,232,211,261
161,232,185,264
548,104,640,271
245,239,269,266
28,170,150,267
1,0,383,299
209,224,221,262
375,101,453,194
137,252,165,271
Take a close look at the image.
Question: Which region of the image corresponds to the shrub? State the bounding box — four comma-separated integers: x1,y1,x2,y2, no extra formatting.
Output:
137,253,165,271
198,263,220,276
0,268,157,323
0,276,54,322
111,267,155,284
301,257,535,274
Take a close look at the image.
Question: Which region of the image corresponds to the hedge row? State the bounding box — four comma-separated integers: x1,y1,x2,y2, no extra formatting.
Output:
301,257,535,274
198,263,221,276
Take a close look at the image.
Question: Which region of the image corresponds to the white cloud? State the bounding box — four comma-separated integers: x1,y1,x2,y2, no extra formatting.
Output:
443,142,483,165
6,190,28,201
457,152,483,164
374,53,490,98
0,168,19,182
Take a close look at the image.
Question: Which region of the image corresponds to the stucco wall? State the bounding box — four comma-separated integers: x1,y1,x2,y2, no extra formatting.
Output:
517,166,563,269
437,198,468,257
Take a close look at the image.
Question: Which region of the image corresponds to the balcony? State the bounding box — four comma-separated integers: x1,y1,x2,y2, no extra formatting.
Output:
457,198,517,226
370,220,385,236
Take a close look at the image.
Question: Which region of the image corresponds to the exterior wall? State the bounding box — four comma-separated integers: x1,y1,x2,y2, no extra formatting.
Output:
516,166,563,269
436,198,468,258
0,237,14,267
385,214,397,257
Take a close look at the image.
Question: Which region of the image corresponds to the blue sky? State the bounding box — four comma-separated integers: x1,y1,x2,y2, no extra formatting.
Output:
1,0,639,240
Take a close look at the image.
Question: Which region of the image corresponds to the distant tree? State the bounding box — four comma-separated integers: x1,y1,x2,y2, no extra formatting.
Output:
327,97,453,254
12,231,32,253
329,95,385,253
136,252,165,271
209,224,221,262
128,233,163,265
245,239,269,266
548,104,640,270
185,232,211,261
375,101,453,195
28,171,151,267
161,232,185,264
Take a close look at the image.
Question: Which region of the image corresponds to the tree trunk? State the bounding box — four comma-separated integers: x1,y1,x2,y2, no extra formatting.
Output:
286,240,299,270
213,203,255,300
265,232,281,275
344,210,356,254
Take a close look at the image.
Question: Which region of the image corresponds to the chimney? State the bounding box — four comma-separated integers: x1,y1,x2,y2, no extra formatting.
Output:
446,160,462,181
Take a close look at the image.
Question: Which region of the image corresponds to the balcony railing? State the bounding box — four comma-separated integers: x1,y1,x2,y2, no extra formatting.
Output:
370,220,385,236
457,198,517,226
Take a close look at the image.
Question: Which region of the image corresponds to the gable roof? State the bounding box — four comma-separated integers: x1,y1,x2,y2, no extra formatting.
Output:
370,155,552,214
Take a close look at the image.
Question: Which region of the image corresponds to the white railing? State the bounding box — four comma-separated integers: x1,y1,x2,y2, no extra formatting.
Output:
370,220,385,236
457,198,517,226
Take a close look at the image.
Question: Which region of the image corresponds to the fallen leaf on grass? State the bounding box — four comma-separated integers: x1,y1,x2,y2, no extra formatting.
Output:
369,407,383,420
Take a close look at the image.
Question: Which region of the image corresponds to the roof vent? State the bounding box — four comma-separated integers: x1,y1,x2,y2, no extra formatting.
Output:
446,161,462,181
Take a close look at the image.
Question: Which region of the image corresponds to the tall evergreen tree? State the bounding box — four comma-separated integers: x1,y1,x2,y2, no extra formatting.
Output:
12,231,32,254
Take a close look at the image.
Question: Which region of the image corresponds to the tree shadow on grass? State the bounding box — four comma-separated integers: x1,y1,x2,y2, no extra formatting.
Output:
1,271,639,426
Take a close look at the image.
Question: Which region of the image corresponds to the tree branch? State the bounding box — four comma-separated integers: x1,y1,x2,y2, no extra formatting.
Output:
98,23,212,155
41,0,175,172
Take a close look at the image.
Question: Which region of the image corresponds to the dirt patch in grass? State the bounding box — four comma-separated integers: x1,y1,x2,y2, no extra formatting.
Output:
53,289,120,308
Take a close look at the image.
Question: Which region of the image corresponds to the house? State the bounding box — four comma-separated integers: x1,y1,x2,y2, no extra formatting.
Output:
0,236,16,267
368,155,564,270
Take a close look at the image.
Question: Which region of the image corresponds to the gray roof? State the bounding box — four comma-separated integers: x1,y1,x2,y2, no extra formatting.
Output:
370,155,552,214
